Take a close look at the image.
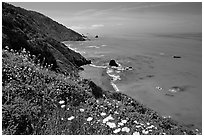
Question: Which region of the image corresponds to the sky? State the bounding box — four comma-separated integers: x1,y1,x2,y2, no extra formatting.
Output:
9,2,202,36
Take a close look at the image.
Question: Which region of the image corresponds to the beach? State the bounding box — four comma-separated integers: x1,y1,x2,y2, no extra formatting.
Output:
65,33,202,130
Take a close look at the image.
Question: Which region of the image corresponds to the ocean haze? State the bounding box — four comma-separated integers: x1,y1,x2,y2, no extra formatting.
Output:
9,2,201,36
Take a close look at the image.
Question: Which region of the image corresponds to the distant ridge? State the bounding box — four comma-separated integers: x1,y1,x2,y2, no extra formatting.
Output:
2,2,90,74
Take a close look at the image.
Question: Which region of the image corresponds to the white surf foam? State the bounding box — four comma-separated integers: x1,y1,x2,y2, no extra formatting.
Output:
107,68,114,74
89,64,107,69
87,46,100,48
108,74,121,82
67,45,86,54
111,82,120,92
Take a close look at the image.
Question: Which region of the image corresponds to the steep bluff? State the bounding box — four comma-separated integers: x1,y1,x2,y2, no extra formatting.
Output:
2,2,89,74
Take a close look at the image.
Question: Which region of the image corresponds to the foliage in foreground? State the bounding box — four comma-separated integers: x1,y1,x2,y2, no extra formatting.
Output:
2,48,92,134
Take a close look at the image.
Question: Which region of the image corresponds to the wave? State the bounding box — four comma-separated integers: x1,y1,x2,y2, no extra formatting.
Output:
108,73,121,82
89,64,107,69
111,82,120,92
101,44,108,47
66,44,86,54
87,46,100,48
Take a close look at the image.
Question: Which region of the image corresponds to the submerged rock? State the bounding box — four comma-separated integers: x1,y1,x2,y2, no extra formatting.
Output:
172,55,181,58
168,86,186,93
109,60,119,67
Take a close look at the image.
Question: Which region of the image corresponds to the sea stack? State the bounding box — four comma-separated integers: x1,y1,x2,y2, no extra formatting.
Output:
109,60,119,67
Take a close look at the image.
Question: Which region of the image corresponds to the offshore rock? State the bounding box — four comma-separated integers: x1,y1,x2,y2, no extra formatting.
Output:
109,60,119,67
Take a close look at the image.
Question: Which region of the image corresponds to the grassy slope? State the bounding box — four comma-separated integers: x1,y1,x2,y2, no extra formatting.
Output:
2,48,201,135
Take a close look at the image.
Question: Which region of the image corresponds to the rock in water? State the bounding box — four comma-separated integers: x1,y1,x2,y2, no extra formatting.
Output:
109,60,119,67
172,55,181,58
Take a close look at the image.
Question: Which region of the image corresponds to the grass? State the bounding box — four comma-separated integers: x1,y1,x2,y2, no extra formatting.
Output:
2,47,92,134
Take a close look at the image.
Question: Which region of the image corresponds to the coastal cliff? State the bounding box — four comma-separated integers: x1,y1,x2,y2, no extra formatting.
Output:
2,2,89,74
2,2,201,135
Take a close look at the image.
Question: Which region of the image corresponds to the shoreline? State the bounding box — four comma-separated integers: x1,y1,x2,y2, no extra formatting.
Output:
79,65,116,92
79,60,202,131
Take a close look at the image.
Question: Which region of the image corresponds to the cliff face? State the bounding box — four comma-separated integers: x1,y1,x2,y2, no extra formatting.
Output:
2,2,89,74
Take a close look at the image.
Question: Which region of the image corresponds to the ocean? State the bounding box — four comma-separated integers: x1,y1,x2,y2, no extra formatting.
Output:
63,33,202,130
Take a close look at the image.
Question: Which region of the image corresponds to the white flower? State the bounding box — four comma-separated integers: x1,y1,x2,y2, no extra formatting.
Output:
103,115,114,123
87,117,93,121
134,120,138,124
121,119,127,123
118,122,124,127
121,127,130,132
67,116,75,121
59,100,65,104
142,129,149,134
61,105,65,108
100,112,106,116
106,122,116,128
79,108,85,112
135,125,141,128
146,125,155,129
133,131,140,135
113,128,121,133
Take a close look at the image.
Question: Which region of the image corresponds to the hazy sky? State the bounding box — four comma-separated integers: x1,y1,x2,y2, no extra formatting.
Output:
10,2,202,36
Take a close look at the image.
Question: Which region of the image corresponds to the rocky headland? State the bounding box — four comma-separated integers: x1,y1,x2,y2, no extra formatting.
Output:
2,2,90,75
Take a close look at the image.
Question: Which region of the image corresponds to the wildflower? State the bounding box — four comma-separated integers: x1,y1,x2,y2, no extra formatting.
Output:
118,122,124,127
87,117,93,122
61,105,65,108
59,100,65,104
68,116,75,121
106,122,116,128
133,131,140,135
100,112,106,116
133,120,138,124
113,128,121,134
121,119,127,123
79,108,85,112
142,129,149,134
22,48,26,53
146,125,155,129
5,46,9,50
135,125,141,128
103,115,114,123
121,127,130,132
